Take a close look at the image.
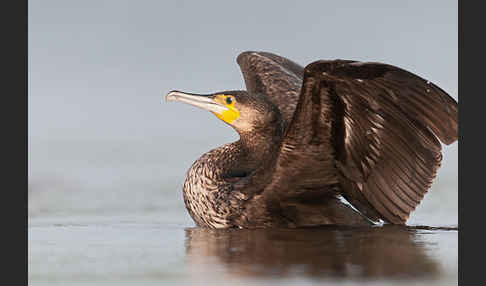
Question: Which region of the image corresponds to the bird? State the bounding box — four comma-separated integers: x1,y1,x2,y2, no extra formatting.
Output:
165,51,458,228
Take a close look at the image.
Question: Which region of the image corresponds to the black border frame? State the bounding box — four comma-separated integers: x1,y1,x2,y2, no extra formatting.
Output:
4,0,28,285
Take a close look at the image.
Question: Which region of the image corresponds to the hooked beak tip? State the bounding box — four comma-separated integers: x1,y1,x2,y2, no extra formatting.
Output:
165,90,180,103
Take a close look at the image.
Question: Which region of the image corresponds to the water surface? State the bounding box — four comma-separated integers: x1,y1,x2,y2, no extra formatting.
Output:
29,210,457,286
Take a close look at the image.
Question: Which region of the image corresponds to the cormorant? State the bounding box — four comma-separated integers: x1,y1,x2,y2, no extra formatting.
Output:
166,51,458,228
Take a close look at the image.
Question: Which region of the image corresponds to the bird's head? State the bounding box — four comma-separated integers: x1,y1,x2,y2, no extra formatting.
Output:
165,90,282,135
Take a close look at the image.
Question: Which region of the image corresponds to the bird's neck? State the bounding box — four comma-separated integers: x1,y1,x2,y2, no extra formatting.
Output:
239,131,281,161
233,120,284,176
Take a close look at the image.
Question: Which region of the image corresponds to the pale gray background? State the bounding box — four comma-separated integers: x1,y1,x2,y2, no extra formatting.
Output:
28,1,458,285
28,0,458,225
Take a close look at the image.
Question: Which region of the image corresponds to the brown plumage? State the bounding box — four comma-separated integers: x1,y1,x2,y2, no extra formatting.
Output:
166,51,458,228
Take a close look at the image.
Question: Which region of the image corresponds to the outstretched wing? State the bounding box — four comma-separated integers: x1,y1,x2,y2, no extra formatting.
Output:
265,59,458,224
237,51,304,126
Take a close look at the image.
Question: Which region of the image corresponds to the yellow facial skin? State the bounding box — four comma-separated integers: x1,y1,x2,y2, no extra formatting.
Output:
213,94,240,124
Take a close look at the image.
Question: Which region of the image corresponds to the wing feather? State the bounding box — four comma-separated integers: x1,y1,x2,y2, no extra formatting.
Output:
260,59,457,224
237,51,304,127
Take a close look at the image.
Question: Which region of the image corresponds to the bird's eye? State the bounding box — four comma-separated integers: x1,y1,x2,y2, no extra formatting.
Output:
225,97,233,105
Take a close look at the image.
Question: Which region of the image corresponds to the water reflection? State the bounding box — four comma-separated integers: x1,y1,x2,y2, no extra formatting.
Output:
185,225,440,280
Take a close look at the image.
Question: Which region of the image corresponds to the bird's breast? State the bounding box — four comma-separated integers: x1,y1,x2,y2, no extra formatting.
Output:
182,157,234,228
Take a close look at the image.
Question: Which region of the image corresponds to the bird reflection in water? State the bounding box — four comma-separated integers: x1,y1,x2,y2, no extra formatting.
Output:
185,225,441,280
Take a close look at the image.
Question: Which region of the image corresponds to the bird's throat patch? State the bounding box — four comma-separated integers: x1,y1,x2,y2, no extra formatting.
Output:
213,95,240,124
214,107,240,124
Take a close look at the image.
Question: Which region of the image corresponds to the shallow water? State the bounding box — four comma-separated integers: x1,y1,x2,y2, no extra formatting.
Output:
29,213,457,286
28,173,458,285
